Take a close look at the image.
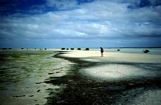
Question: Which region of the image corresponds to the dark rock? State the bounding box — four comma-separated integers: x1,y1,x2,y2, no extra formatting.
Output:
61,48,65,50
37,90,40,92
29,95,34,97
77,48,81,50
85,48,89,50
2,48,7,50
143,50,149,53
48,72,54,75
13,95,25,97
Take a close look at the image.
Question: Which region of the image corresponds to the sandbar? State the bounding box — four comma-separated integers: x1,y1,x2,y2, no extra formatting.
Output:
59,50,161,63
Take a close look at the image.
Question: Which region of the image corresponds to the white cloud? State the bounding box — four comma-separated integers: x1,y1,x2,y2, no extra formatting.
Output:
0,0,161,47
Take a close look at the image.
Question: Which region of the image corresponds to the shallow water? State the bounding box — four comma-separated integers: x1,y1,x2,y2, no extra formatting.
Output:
0,51,73,105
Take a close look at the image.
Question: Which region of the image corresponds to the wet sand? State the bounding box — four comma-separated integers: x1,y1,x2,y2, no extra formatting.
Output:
0,51,73,105
47,50,161,104
1,50,161,105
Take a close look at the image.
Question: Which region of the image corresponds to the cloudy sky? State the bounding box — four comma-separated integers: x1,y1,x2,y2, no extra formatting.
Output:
0,0,161,48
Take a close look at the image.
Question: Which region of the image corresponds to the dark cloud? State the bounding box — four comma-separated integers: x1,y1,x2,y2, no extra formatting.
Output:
0,0,161,47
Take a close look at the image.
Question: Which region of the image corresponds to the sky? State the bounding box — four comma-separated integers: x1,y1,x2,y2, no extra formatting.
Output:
0,0,161,48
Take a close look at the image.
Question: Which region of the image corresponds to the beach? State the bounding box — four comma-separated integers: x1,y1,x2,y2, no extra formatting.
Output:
0,48,161,105
59,50,161,63
50,49,161,104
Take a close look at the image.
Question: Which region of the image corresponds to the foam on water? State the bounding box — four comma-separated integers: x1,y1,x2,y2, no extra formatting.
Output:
80,64,154,81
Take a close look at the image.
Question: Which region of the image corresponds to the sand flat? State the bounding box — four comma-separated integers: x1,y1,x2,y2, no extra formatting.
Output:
58,50,161,105
60,51,161,63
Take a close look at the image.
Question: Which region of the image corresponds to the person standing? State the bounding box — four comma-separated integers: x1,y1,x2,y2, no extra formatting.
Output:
100,47,104,57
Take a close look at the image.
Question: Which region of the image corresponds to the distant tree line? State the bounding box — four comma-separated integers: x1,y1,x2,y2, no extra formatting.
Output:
61,48,90,51
0,48,47,50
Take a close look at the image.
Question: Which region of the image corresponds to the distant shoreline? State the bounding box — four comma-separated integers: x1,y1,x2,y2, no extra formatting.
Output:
0,47,161,50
